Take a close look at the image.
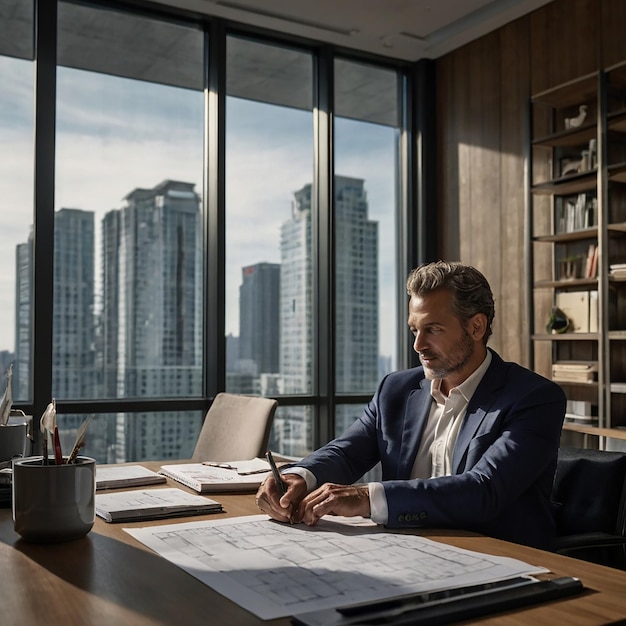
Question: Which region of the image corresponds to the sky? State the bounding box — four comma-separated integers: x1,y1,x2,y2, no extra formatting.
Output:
0,55,399,364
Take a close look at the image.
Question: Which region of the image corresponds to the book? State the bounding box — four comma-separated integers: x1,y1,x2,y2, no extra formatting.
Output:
95,487,222,522
584,244,598,278
96,464,167,490
555,291,591,333
552,361,597,383
159,463,270,493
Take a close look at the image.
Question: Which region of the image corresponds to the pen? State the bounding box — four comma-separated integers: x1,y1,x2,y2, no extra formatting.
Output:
53,425,63,465
265,450,287,497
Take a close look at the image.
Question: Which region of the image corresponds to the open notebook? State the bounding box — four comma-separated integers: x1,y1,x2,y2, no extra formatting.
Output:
159,462,271,493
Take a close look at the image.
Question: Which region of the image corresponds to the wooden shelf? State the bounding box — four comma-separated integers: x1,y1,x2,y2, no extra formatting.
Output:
607,161,626,182
532,332,599,341
532,171,597,195
534,277,598,289
533,227,597,243
533,123,596,148
562,422,626,440
531,68,626,446
532,72,598,108
607,110,626,133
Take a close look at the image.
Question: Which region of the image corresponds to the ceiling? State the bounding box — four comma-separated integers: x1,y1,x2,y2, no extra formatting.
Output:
157,0,554,61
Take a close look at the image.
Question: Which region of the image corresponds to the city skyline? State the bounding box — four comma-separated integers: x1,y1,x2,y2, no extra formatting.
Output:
10,174,381,460
1,54,399,365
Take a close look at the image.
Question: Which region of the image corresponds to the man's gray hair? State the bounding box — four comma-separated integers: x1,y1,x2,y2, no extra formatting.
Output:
406,261,495,342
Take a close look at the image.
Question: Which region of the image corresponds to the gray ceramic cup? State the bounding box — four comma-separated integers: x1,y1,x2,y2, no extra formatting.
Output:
12,456,96,543
0,420,31,462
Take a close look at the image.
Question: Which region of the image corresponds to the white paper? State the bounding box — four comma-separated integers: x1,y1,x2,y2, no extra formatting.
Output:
202,457,272,474
126,515,547,620
96,488,221,521
96,464,166,488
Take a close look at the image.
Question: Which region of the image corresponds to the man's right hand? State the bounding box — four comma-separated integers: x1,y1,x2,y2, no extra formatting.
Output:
255,473,308,523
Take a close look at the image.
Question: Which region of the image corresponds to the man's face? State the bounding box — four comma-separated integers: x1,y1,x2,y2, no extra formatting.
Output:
407,288,483,388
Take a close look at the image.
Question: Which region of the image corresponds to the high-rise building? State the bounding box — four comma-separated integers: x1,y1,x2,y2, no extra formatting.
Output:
101,180,204,461
239,262,280,377
276,176,379,453
14,232,33,403
334,177,379,396
52,208,97,399
14,210,105,458
280,184,313,397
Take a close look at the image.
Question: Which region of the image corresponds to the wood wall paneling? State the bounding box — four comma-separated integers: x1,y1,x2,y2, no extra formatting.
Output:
529,0,599,94
601,0,626,68
499,18,531,365
436,53,460,261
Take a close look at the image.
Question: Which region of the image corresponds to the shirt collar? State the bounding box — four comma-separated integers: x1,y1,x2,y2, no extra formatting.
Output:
430,349,492,403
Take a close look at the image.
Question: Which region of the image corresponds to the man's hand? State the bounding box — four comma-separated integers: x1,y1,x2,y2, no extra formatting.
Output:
255,473,308,523
293,483,370,526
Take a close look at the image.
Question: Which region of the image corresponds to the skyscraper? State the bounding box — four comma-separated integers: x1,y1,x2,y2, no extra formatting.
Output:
14,232,33,403
15,210,103,458
52,208,97,400
276,175,379,453
334,177,379,395
101,180,203,461
239,262,280,377
15,211,97,399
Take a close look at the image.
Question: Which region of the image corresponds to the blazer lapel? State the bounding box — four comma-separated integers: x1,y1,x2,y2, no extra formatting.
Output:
452,405,487,472
451,350,506,473
397,379,432,478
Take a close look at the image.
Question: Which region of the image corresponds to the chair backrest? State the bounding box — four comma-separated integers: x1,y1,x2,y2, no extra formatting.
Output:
191,393,278,462
552,447,626,537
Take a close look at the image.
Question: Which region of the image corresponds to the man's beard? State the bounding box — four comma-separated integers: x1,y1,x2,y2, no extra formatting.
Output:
419,330,474,379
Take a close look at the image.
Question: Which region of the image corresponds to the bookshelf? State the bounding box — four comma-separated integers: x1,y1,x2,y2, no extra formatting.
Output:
529,64,626,447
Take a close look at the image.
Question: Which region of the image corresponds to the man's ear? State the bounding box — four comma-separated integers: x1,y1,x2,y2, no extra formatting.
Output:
468,313,488,341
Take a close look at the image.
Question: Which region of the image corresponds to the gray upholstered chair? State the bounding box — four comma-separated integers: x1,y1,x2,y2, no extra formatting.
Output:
191,392,278,463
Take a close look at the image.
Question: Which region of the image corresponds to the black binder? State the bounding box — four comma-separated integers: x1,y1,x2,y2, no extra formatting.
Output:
292,576,584,626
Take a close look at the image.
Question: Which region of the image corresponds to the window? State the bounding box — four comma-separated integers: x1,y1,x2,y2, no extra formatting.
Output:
334,58,402,436
2,0,412,464
225,35,314,456
0,0,34,403
51,1,205,461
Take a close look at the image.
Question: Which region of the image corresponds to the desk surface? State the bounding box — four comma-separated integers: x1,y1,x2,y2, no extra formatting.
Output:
2,461,626,625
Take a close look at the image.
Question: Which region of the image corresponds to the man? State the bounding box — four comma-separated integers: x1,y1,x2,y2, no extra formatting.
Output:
256,261,566,549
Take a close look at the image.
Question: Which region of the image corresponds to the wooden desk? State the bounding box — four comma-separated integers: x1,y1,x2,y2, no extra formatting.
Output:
2,463,626,625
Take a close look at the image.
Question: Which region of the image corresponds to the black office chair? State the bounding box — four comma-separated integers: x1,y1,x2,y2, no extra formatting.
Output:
552,447,626,569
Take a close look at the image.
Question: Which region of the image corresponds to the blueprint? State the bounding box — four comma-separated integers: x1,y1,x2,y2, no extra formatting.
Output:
126,515,547,620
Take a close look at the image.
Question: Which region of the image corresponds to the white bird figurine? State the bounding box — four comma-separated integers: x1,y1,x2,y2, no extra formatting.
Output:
565,104,588,129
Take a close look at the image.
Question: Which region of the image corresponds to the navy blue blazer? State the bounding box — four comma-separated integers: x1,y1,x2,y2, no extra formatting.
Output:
296,349,566,549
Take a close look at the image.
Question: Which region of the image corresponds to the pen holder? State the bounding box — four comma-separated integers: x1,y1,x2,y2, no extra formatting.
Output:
12,456,96,543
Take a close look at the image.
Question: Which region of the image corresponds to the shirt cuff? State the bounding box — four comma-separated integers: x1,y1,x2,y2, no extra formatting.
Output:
282,466,317,492
368,482,388,525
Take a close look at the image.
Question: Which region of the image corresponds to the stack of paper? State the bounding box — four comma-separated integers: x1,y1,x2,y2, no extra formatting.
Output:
96,465,167,490
95,487,222,522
